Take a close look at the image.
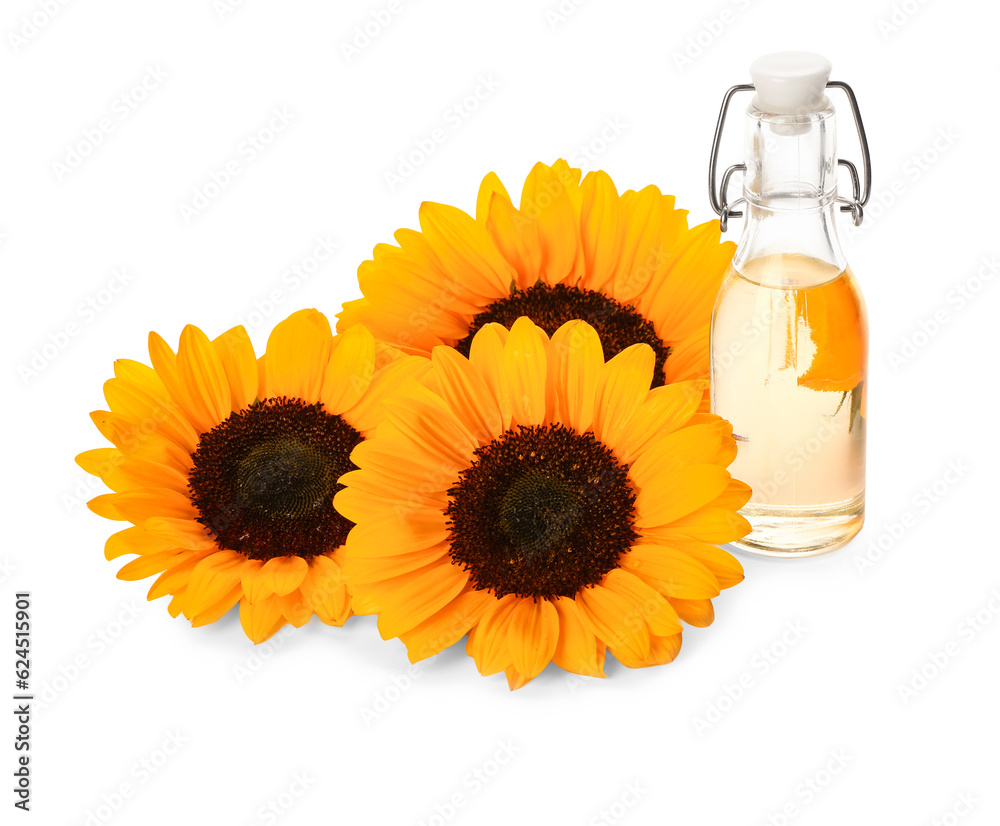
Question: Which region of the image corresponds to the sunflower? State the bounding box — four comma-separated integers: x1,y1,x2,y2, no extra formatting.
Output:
337,159,734,396
77,310,425,643
336,317,750,689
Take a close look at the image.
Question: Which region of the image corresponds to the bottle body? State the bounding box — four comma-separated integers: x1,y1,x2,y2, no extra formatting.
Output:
710,92,867,556
711,252,867,555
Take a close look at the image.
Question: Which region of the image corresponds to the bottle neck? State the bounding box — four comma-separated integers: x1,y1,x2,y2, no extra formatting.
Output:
733,105,847,284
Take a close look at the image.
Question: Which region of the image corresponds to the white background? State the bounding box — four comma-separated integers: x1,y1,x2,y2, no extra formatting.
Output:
3,0,998,824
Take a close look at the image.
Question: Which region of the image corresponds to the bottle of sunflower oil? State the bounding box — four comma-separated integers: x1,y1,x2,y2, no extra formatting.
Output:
708,52,870,556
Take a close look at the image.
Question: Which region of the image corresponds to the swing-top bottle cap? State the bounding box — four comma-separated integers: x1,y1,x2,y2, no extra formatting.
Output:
749,51,832,115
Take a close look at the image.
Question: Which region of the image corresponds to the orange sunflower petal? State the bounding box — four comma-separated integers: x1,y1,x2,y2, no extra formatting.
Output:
601,569,683,637
668,597,716,627
485,188,537,290
475,171,512,223
262,309,333,402
643,221,734,343
104,525,175,561
633,464,733,529
147,549,216,600
428,344,504,444
373,561,470,640
592,344,654,449
116,548,190,581
418,201,515,298
243,556,309,601
189,585,242,627
644,506,752,546
212,325,259,412
101,378,198,454
607,186,675,305
320,324,376,415
576,583,650,661
77,449,188,495
468,323,513,431
613,380,706,465
298,554,352,626
341,354,432,435
277,591,313,627
577,170,622,292
620,544,721,599
663,326,712,386
548,320,603,433
470,594,521,676
143,516,215,551
629,420,737,490
504,316,550,427
176,324,231,432
400,588,494,663
517,160,584,286
106,488,197,524
88,493,124,520
182,550,245,618
657,539,745,590
507,598,559,680
551,597,604,678
146,331,209,436
239,596,287,644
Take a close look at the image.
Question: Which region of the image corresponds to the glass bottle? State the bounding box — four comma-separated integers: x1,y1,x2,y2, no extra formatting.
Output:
708,52,870,556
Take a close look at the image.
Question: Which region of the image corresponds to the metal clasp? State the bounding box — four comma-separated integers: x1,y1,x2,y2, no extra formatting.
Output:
708,80,872,230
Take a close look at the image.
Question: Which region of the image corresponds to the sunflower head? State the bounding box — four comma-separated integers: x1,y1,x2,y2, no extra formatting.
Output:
77,310,427,643
338,159,735,396
336,316,750,689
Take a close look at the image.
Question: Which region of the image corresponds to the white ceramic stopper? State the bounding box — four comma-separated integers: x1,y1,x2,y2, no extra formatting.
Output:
749,52,832,115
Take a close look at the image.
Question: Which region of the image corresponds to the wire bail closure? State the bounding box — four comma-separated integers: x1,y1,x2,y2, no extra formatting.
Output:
708,81,871,231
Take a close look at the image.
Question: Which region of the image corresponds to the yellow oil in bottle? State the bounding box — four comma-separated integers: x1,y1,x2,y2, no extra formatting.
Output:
711,253,867,555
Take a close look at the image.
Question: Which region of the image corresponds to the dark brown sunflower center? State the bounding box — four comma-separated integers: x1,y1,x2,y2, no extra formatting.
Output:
454,282,670,387
445,423,637,600
187,397,362,560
